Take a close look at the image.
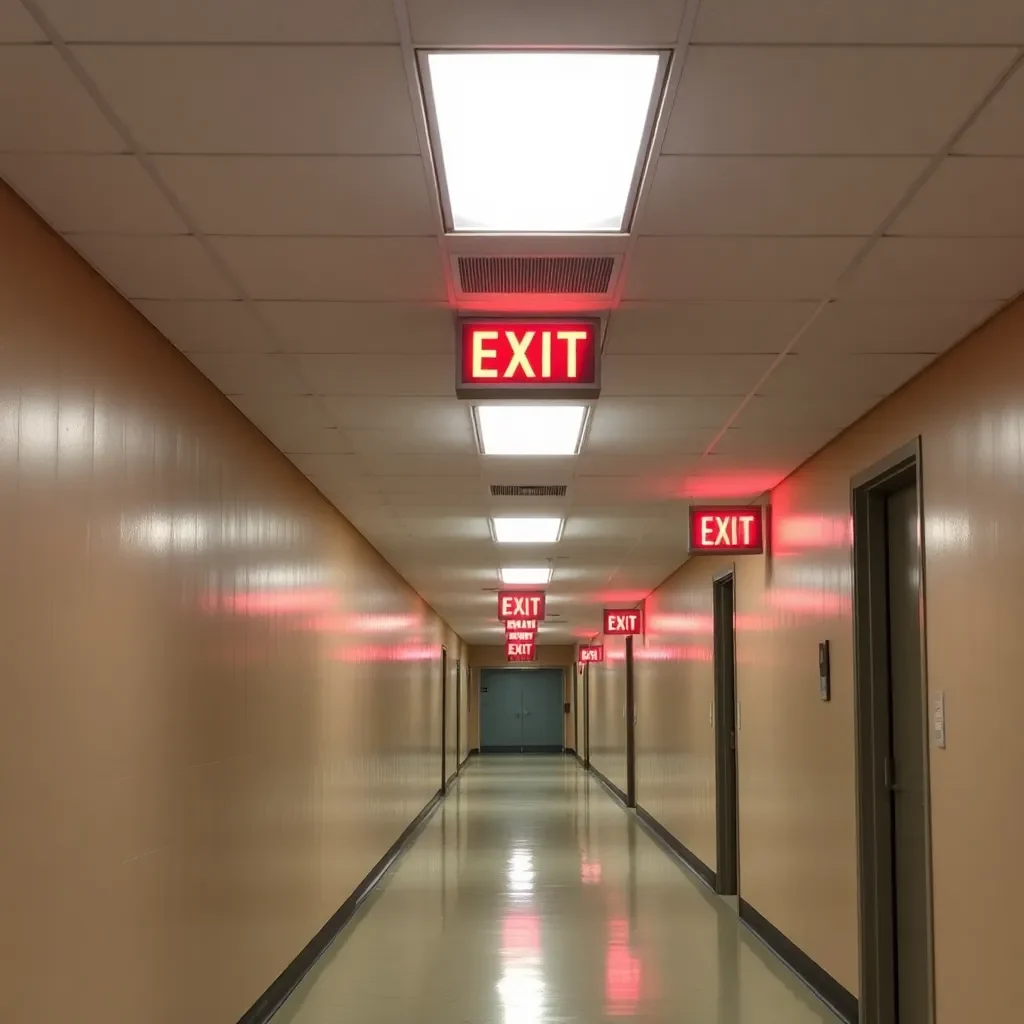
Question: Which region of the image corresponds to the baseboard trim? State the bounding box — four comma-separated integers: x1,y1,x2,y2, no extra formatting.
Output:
590,765,628,807
573,751,586,769
236,779,451,1024
635,804,717,893
739,898,858,1024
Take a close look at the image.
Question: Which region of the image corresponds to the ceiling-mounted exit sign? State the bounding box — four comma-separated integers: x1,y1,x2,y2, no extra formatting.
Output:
603,608,643,635
688,506,764,555
456,318,601,399
579,645,604,663
507,640,536,662
498,591,546,620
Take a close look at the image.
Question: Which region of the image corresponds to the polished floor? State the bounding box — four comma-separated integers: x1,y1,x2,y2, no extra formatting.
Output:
276,756,840,1023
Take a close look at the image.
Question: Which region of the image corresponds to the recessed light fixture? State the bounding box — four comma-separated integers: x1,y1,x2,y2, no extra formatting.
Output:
476,405,588,456
423,51,665,233
500,567,553,585
491,517,564,544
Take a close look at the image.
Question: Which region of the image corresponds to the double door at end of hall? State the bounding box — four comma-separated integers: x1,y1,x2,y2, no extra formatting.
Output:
480,668,564,752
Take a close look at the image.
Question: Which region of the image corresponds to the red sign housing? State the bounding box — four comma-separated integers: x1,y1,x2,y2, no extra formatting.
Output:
603,608,643,636
507,640,536,662
579,645,604,664
688,506,764,554
498,591,546,621
456,318,601,399
505,618,538,632
506,629,536,643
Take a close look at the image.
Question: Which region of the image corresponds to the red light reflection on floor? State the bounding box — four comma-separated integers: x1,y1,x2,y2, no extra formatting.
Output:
580,857,602,884
605,916,641,1016
502,910,541,953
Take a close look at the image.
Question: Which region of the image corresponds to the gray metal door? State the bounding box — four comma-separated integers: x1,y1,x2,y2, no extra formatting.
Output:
479,669,522,751
520,669,564,751
886,484,930,1023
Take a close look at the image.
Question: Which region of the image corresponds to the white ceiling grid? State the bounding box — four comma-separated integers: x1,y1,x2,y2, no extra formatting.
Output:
2,0,1023,642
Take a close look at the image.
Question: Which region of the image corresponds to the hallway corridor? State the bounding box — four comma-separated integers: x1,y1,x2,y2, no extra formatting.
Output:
276,757,839,1023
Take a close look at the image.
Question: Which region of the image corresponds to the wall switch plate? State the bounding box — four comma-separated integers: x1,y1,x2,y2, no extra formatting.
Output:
933,692,946,749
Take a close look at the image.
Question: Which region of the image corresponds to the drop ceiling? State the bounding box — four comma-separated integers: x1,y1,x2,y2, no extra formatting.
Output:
2,0,1022,643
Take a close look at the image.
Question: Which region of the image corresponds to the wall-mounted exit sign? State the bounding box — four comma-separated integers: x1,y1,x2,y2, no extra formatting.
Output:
603,608,643,635
498,591,546,620
688,506,764,555
579,645,604,664
456,318,601,399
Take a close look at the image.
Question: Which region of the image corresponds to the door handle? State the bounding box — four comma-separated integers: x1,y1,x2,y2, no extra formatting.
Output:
523,709,530,716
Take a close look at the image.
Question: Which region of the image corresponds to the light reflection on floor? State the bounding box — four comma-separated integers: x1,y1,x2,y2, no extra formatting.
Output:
275,755,841,1024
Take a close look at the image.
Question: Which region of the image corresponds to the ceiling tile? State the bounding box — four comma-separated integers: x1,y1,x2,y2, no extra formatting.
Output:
40,0,398,42
760,352,934,398
0,45,123,152
955,63,1024,155
641,156,925,236
212,237,445,301
891,157,1024,236
799,299,1001,354
66,234,236,300
841,237,1024,300
0,153,185,233
693,0,1024,43
602,353,774,396
134,299,276,353
407,0,686,45
662,46,1015,155
571,476,674,503
257,302,454,354
362,454,481,477
288,452,365,480
576,454,699,477
735,393,877,431
343,427,476,454
626,237,861,301
267,425,352,455
187,352,306,394
73,45,418,154
154,156,435,236
324,394,470,432
0,2,46,42
608,302,816,354
373,474,484,496
229,394,333,434
295,353,453,396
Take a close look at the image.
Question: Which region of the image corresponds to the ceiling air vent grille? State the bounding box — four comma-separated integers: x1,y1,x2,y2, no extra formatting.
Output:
490,484,568,498
457,256,615,295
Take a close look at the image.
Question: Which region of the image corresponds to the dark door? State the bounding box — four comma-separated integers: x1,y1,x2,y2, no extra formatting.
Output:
885,484,931,1023
440,647,448,791
520,669,564,751
479,669,522,751
625,636,637,807
455,657,461,769
583,666,590,767
713,572,739,895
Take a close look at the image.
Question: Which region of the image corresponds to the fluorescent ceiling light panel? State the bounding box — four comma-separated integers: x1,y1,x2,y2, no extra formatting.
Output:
500,567,553,585
476,405,587,456
492,517,563,543
425,51,662,233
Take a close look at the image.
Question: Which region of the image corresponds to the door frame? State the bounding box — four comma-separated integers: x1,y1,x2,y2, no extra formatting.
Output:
851,437,935,1024
583,664,591,768
572,662,579,755
455,657,462,768
440,645,448,792
712,566,740,895
625,636,637,807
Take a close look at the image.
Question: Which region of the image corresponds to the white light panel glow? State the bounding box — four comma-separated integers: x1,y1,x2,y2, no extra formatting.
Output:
476,405,587,456
492,517,563,543
426,51,662,233
500,567,553,585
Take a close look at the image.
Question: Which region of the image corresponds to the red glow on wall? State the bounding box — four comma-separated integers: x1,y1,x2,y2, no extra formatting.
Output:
679,471,784,499
603,608,643,635
457,318,600,398
498,591,546,620
580,645,604,663
202,587,337,616
689,506,764,554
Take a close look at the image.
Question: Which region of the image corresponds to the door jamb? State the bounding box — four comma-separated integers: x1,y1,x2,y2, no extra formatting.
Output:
625,636,637,807
440,645,448,792
712,565,739,895
851,437,935,1024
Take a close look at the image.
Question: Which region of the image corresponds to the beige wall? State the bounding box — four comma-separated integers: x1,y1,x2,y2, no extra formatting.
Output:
467,644,576,749
633,296,1024,1020
587,634,629,793
0,186,465,1024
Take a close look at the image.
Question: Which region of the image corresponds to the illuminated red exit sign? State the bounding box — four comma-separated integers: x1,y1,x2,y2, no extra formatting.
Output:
456,318,601,399
507,640,536,661
505,618,538,632
579,645,604,663
603,609,643,635
506,629,536,642
688,506,764,554
498,591,546,620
